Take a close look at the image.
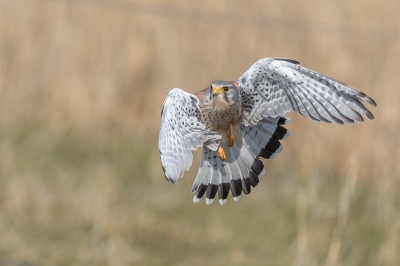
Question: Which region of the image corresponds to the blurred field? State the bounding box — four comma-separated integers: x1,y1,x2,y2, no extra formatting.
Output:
0,0,399,265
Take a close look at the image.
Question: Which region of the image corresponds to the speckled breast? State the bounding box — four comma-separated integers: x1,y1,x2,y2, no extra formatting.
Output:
200,102,241,132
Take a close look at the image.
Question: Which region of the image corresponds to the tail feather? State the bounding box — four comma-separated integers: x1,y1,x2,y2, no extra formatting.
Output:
258,119,290,140
206,155,221,205
242,131,262,158
231,145,251,196
228,148,244,201
242,126,273,157
241,141,265,178
273,125,290,140
242,124,282,159
191,116,290,204
192,148,213,203
218,160,231,205
232,143,263,189
191,148,207,193
232,144,254,171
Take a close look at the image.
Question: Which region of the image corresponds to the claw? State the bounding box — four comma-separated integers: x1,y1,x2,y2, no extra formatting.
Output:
218,145,226,161
228,123,235,147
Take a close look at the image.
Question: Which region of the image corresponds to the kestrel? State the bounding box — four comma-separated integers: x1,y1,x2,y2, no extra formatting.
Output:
158,58,376,205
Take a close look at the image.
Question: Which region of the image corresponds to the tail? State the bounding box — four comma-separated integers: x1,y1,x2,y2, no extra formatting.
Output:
191,116,290,205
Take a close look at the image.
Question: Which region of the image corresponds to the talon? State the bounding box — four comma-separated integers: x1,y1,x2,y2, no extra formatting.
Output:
228,123,235,147
217,145,226,161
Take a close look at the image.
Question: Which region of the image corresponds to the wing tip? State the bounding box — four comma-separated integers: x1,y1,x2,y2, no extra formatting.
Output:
273,57,300,65
163,167,181,185
167,177,179,185
365,109,375,120
367,97,377,107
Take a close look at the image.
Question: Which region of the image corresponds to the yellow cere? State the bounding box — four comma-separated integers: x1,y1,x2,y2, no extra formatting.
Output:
213,87,222,95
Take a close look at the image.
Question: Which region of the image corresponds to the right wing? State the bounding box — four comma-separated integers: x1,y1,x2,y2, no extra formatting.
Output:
238,58,376,126
158,88,221,185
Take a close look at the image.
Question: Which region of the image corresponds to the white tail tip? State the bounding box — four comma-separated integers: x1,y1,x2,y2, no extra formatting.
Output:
193,196,201,203
206,198,214,205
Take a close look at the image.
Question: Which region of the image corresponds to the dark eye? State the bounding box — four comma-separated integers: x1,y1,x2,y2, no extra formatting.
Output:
222,87,229,92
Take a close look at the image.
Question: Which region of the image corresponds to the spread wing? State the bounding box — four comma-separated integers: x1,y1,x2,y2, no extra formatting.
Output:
158,88,221,185
237,57,377,126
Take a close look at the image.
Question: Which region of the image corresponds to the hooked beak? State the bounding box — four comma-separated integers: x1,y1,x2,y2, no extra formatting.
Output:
212,87,222,97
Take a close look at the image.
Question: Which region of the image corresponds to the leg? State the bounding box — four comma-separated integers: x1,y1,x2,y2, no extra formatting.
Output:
217,145,226,161
228,123,235,147
231,122,242,148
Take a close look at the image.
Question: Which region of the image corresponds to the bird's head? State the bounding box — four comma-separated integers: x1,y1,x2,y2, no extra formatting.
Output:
209,80,240,108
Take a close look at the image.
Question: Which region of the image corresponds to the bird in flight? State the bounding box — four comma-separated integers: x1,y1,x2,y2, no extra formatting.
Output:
158,58,376,205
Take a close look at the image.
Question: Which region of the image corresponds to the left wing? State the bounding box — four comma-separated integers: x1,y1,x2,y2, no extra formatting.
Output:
158,88,221,185
237,58,376,126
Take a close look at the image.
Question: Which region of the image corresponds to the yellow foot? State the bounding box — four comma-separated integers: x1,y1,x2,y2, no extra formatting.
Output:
228,123,235,147
217,145,226,161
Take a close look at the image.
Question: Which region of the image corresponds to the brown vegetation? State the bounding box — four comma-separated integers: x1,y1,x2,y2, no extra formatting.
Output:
0,0,399,265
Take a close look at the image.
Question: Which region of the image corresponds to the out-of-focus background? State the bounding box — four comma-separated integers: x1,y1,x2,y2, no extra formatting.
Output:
0,0,399,265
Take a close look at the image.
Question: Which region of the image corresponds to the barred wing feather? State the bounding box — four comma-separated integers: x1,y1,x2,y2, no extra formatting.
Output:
238,58,376,126
158,88,221,185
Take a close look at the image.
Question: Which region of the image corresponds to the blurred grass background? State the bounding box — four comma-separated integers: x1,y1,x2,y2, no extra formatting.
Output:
0,0,399,265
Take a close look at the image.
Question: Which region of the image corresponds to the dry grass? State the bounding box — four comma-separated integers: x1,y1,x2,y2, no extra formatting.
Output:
0,0,399,265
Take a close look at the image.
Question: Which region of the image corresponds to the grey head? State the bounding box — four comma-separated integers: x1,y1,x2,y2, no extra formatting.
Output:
209,80,240,107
